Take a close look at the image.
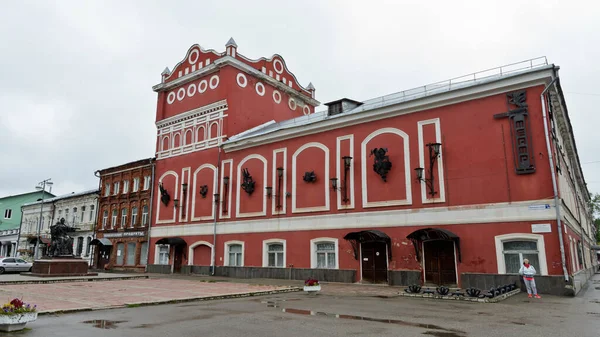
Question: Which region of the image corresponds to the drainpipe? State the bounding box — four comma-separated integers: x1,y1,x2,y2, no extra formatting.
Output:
145,159,156,272
540,73,569,282
211,147,222,276
16,208,24,257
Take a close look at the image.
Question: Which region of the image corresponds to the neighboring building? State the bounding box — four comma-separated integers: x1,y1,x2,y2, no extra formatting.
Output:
92,158,155,271
146,39,595,296
20,190,99,262
0,190,55,257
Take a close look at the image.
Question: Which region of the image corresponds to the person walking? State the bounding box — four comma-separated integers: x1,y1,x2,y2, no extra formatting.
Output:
519,259,541,298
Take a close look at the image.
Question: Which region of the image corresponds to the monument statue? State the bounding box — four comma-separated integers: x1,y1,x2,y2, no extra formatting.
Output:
47,218,76,257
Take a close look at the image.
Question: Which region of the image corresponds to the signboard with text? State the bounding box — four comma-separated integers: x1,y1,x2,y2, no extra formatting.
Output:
103,231,146,238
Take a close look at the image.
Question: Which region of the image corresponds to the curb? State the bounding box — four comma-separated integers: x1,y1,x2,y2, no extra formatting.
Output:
38,287,302,316
0,275,149,286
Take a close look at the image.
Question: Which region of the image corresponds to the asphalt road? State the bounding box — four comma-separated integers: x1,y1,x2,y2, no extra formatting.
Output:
21,276,600,337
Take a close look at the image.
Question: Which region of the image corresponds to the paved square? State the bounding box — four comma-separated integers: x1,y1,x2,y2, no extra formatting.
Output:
0,278,296,313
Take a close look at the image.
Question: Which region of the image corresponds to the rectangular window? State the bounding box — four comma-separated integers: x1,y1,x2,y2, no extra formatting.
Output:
228,244,243,266
126,242,136,265
102,211,108,228
316,242,336,269
113,182,120,195
143,176,151,190
267,243,284,267
141,206,148,226
81,206,86,223
123,181,129,194
116,243,124,265
76,237,84,256
140,242,148,266
104,183,110,196
502,240,539,274
158,245,169,265
111,210,117,228
89,205,95,221
85,237,92,256
131,207,138,227
133,178,140,192
121,208,127,228
4,209,12,219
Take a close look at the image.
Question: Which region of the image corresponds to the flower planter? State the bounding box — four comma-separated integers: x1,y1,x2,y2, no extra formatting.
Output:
0,312,38,332
303,285,321,293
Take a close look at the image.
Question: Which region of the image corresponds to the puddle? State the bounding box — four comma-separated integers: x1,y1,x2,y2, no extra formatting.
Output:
511,321,526,325
82,320,127,329
422,331,463,337
281,308,464,335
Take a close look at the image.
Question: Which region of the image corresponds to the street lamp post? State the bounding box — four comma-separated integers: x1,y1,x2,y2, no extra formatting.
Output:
33,178,52,260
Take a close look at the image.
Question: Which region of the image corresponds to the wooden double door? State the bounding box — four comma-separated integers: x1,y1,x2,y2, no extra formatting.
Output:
361,242,388,284
424,240,457,285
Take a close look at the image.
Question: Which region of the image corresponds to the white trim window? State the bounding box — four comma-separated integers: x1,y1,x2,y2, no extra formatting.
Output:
111,209,117,228
225,241,244,267
158,245,169,265
263,239,286,268
80,206,86,223
102,210,108,228
131,207,138,227
143,176,151,190
133,178,140,192
72,207,78,224
104,183,110,196
3,209,12,219
113,182,120,195
123,181,129,194
310,238,339,269
141,205,149,226
121,208,127,228
89,205,95,221
495,233,548,276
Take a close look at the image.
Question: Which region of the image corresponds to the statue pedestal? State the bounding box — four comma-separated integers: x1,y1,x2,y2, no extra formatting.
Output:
28,257,97,277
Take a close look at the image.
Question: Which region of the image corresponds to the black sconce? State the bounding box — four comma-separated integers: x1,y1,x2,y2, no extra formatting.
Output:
330,178,339,191
303,171,317,183
341,156,352,203
214,193,220,204
173,199,180,208
159,183,171,206
276,167,284,209
222,176,229,214
241,168,255,195
265,186,273,198
199,185,208,198
181,183,188,217
371,148,392,182
415,142,442,197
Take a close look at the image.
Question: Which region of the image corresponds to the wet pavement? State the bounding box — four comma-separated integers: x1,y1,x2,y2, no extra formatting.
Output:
19,274,600,337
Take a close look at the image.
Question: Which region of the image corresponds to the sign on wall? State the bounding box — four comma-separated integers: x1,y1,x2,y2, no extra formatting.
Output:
103,231,145,238
531,223,551,233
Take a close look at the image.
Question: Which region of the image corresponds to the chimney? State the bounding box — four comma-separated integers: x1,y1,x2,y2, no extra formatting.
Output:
324,98,363,116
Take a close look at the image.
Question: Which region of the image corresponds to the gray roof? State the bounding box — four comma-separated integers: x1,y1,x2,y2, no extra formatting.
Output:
22,188,99,207
224,59,553,145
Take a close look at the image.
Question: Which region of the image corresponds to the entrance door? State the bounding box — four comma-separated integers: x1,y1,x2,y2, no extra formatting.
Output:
361,242,388,283
173,245,184,273
97,246,111,269
424,240,456,285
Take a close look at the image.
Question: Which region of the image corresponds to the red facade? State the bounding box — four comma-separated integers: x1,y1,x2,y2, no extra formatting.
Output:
146,41,596,291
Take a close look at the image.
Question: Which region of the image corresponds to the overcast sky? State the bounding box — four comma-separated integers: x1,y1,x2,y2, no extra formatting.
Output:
1,0,599,198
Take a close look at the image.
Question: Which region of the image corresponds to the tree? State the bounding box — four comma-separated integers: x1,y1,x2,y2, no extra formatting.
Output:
589,193,600,243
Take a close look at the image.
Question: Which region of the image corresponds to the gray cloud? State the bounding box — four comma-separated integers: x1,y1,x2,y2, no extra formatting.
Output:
1,0,599,196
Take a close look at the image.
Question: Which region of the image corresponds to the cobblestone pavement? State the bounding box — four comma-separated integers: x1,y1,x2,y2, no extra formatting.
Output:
0,278,296,313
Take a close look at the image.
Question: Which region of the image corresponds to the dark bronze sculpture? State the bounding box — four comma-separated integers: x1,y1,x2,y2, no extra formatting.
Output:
47,218,76,257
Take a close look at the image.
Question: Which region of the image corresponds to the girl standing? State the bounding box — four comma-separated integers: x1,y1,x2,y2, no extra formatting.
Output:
519,259,541,298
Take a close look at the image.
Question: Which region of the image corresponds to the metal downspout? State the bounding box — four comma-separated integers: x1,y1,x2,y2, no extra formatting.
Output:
541,74,569,281
15,208,23,257
145,159,155,272
211,147,222,276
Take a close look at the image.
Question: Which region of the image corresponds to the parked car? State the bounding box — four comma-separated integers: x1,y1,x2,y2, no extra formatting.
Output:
0,257,33,274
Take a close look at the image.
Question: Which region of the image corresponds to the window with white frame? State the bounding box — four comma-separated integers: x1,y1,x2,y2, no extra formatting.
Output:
141,206,148,226
89,205,95,221
158,245,169,265
121,208,127,228
227,244,243,266
81,206,86,223
3,209,12,219
102,210,108,228
140,242,148,266
502,240,540,274
65,208,69,217
58,209,62,218
116,242,124,265
104,183,110,196
113,182,120,195
315,242,336,269
72,207,78,224
267,243,284,267
123,181,129,194
111,209,117,228
133,178,140,192
143,176,151,190
131,207,138,227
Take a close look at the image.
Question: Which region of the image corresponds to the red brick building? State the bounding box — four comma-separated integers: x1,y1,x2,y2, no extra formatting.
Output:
91,158,155,271
146,39,596,295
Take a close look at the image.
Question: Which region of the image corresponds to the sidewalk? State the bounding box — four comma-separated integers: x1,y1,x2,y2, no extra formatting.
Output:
0,272,147,285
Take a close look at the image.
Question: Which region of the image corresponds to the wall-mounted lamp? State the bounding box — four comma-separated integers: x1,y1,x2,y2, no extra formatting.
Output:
214,193,220,204
265,186,273,199
330,177,339,191
415,142,442,197
182,183,188,194
342,156,352,203
222,176,229,214
173,199,180,208
199,185,208,198
276,167,284,209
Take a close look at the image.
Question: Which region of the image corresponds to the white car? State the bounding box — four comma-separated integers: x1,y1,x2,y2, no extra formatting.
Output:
0,257,33,274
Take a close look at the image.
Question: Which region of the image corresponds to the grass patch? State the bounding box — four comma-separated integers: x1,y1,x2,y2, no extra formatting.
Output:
126,303,141,308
